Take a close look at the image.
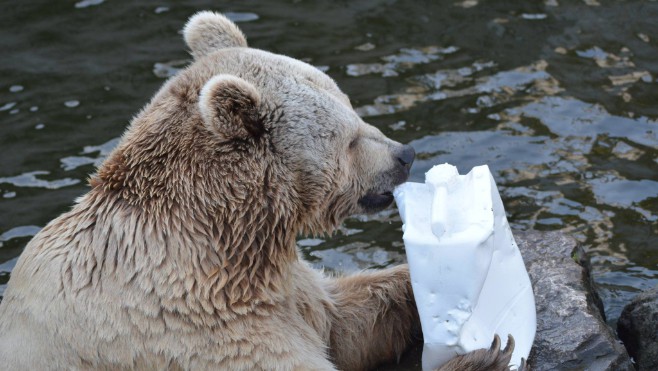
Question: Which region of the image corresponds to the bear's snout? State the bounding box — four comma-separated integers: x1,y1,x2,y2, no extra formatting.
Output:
395,145,415,172
357,144,415,213
392,144,415,185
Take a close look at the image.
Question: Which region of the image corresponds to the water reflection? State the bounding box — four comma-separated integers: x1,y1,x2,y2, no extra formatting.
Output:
355,59,557,118
346,46,458,78
0,171,80,190
60,138,119,171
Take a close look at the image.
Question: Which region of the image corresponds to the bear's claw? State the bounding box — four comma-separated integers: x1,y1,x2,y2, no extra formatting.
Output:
435,334,527,371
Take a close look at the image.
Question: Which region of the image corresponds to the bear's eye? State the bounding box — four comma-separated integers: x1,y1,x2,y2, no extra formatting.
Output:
349,137,359,150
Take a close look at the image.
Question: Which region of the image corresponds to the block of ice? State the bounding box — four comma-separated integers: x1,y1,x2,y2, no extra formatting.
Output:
393,164,536,370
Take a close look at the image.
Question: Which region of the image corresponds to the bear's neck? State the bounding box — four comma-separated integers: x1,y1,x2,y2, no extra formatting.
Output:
76,185,300,315
84,135,304,313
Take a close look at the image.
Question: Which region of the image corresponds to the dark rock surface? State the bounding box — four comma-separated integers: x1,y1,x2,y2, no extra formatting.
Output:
618,285,658,371
516,230,634,371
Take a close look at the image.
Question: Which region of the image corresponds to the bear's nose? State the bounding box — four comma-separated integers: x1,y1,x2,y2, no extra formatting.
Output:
396,145,415,170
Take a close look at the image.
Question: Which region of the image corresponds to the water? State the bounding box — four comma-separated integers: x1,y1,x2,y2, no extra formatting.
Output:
1,0,656,351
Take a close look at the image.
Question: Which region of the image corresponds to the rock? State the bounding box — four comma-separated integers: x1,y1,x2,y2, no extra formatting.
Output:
617,285,658,370
516,230,634,371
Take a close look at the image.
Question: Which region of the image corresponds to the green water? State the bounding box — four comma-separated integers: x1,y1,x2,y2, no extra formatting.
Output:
1,0,657,353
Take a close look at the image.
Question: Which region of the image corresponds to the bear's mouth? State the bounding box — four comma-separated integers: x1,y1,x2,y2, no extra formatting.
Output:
358,191,394,212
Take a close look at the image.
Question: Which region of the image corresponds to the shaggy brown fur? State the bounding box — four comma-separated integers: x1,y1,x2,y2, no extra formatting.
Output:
0,11,516,371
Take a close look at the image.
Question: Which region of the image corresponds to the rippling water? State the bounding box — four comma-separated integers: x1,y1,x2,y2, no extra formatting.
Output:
1,0,657,344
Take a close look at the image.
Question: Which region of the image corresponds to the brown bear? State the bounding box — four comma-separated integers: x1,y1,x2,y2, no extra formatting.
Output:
0,11,514,370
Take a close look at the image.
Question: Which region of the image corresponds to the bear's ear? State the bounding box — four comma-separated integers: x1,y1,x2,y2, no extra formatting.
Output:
183,11,248,59
198,74,264,142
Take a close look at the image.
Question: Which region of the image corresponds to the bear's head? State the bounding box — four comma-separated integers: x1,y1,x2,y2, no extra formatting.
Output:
92,11,414,239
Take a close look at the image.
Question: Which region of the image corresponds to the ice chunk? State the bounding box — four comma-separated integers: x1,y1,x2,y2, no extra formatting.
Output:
394,164,535,370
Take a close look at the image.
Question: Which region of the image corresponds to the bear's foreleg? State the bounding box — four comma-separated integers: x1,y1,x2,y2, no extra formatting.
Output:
326,264,420,371
324,264,522,371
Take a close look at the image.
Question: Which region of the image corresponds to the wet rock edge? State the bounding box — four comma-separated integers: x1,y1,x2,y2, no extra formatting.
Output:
617,284,658,371
516,230,634,371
